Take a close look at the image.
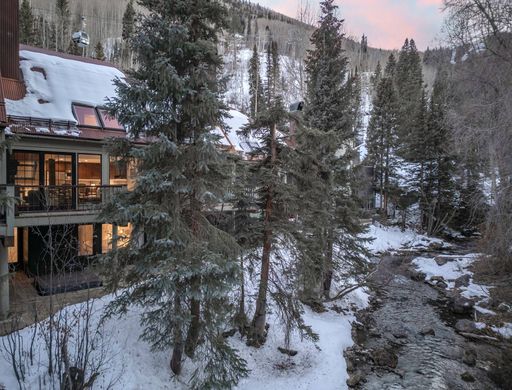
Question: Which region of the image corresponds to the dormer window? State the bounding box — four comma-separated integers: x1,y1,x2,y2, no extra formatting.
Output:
73,104,101,127
98,109,124,130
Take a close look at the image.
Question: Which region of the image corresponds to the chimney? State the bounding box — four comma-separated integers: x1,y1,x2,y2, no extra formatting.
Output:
0,0,20,80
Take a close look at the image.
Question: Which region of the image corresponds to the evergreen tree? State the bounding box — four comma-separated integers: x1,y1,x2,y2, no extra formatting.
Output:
394,38,423,159
19,0,35,45
122,0,136,41
102,0,248,387
416,71,456,234
299,0,369,303
248,44,264,118
94,41,106,61
66,40,82,56
371,61,382,87
244,38,292,346
366,77,399,215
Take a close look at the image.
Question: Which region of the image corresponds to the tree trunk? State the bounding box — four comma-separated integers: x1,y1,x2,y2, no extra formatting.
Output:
250,123,277,345
185,195,201,358
170,295,184,375
184,283,200,358
322,229,334,299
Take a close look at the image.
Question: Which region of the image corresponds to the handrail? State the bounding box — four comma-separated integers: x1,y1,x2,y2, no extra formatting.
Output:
8,184,126,214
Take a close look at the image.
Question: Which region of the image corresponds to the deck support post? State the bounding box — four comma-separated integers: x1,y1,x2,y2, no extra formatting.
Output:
0,240,9,320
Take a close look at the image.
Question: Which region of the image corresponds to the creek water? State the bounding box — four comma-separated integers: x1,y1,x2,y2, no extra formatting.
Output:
354,248,507,390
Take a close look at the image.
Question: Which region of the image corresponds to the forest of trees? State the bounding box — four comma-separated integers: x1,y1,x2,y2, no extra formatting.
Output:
5,0,511,388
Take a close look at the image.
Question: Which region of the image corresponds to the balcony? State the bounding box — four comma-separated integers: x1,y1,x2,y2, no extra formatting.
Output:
0,185,125,219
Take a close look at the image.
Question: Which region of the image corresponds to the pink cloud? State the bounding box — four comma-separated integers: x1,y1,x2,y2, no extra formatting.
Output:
257,0,445,50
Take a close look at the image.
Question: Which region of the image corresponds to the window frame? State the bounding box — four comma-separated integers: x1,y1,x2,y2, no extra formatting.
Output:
72,104,102,128
97,107,124,131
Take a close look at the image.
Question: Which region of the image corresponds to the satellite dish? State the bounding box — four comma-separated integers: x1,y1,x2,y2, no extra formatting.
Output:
72,16,90,48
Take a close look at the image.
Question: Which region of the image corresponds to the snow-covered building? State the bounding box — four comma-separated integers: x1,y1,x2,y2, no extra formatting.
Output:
0,0,139,318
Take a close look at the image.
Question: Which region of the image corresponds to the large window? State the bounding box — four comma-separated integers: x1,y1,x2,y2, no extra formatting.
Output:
102,224,132,253
78,154,102,205
44,154,72,186
9,151,39,186
73,105,101,127
98,109,124,130
78,225,94,256
8,228,18,264
109,157,136,190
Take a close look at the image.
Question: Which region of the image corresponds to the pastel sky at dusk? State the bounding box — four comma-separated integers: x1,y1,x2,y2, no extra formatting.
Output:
257,0,445,50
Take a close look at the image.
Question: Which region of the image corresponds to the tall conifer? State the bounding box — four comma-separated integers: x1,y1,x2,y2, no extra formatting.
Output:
102,1,247,387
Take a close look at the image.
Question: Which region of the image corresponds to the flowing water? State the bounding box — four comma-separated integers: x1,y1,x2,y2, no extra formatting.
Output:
352,248,508,390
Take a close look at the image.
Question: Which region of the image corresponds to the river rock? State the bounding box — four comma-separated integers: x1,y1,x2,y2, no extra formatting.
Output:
497,302,512,313
431,275,445,283
462,348,477,367
454,274,471,288
347,371,363,387
420,327,435,336
436,280,448,289
429,241,444,250
371,348,398,369
277,347,298,356
451,296,475,314
455,319,478,333
434,256,450,266
461,371,475,382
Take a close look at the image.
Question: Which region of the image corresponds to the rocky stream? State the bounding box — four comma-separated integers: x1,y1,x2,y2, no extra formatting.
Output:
345,244,512,389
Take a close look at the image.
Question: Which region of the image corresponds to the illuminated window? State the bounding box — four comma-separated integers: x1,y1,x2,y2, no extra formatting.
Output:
78,225,94,256
73,105,101,127
8,228,18,264
109,157,136,190
98,109,124,130
102,224,132,253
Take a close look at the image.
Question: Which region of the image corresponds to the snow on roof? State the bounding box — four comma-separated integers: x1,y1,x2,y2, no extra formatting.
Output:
216,109,260,155
5,49,124,124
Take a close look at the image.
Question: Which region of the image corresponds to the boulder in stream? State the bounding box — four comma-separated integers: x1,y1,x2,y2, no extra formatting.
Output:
454,274,471,288
371,348,398,369
451,296,475,314
455,319,478,333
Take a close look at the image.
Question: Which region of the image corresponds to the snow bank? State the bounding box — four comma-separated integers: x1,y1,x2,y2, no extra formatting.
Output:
0,288,368,389
364,223,448,254
6,50,124,123
411,253,491,300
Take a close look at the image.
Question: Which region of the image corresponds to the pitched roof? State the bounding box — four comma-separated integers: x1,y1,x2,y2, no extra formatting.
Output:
5,46,125,124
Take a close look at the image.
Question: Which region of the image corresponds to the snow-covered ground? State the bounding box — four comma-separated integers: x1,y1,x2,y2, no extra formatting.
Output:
0,225,463,389
412,254,490,300
0,288,369,390
412,253,512,339
364,223,449,255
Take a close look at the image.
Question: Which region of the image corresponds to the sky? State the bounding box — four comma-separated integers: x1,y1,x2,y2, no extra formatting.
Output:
256,0,445,50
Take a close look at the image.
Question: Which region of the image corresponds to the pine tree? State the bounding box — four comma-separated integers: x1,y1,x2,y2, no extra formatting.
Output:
366,77,399,215
248,44,264,118
299,0,369,303
394,38,423,159
371,61,382,87
244,38,293,346
122,0,136,41
417,71,456,234
102,0,248,387
66,40,82,56
94,41,106,61
20,0,35,45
